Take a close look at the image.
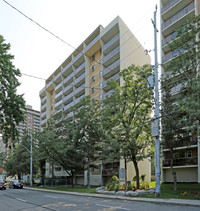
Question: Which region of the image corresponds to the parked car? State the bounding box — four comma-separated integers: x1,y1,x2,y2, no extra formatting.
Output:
9,180,23,189
0,179,6,190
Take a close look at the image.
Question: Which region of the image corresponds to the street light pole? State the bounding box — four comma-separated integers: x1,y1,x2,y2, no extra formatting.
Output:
152,5,161,197
30,116,33,187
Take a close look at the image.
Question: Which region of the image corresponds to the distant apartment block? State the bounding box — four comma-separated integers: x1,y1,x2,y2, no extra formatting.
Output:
160,0,200,183
17,105,40,136
40,16,151,185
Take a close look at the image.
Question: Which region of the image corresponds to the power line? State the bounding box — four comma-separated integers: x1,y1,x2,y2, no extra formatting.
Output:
3,0,153,87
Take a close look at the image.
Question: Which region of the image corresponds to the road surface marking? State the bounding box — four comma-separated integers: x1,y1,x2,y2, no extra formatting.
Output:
44,195,58,199
16,198,27,203
96,204,130,210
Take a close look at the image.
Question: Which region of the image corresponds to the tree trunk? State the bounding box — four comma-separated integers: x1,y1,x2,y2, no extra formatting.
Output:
71,171,74,188
133,159,140,189
87,159,90,189
170,149,177,191
51,163,54,187
125,158,127,189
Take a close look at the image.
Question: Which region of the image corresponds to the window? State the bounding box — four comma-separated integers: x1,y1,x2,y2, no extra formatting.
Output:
100,82,102,89
92,87,95,94
99,94,102,101
92,54,95,61
92,65,95,72
100,71,102,78
92,76,95,83
187,150,192,158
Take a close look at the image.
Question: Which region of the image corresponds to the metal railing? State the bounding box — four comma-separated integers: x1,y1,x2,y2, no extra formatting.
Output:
163,157,197,167
161,2,194,30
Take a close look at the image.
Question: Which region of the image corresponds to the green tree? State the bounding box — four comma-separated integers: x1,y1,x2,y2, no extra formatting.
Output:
72,96,105,189
101,64,153,189
0,35,25,145
161,15,200,191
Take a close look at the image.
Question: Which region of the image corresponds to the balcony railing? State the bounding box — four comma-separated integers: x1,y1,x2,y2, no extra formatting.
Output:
74,94,85,105
85,35,100,52
102,90,115,100
162,48,184,63
41,103,46,111
102,46,120,64
63,72,74,85
74,62,85,76
163,157,197,167
63,82,73,95
72,51,84,64
54,71,62,82
40,111,46,119
63,92,74,105
63,101,73,112
55,90,62,100
102,33,120,52
103,73,119,89
162,31,177,47
161,2,194,31
74,73,85,85
41,96,47,104
103,59,120,77
74,84,85,95
40,119,47,126
102,169,119,176
54,99,62,109
161,0,181,14
62,61,72,73
55,83,62,92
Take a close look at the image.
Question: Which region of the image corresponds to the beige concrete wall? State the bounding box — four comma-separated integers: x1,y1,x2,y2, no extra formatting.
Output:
163,167,198,182
120,158,151,183
118,17,151,71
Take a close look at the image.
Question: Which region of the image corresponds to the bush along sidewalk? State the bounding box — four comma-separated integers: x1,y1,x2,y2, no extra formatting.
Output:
96,176,155,197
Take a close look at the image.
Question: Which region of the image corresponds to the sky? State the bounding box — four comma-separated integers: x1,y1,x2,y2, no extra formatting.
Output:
0,0,160,111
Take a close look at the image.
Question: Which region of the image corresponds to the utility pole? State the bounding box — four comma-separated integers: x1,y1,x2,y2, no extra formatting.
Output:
152,5,161,197
30,116,33,187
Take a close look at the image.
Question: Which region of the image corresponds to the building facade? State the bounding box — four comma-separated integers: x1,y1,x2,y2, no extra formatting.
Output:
40,16,151,185
160,0,200,183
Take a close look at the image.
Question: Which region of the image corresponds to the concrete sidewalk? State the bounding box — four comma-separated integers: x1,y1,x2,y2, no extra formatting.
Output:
24,187,200,208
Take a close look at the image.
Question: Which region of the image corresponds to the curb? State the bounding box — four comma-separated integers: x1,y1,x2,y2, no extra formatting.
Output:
24,187,200,208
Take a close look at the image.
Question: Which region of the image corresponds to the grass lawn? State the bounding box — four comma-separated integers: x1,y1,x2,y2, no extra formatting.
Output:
33,185,97,194
32,183,200,200
139,183,200,200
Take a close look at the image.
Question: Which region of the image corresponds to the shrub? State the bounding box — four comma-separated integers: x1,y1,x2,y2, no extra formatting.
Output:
140,174,146,182
140,182,149,190
114,184,119,192
110,176,119,184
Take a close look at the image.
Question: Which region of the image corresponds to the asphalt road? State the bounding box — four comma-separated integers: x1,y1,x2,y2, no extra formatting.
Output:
0,188,200,211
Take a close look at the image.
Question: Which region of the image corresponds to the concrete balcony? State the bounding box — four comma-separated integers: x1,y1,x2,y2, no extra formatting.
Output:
63,92,74,105
40,119,47,127
74,73,85,87
74,94,85,105
102,90,115,100
102,46,120,67
161,0,192,20
103,59,120,79
54,71,62,84
65,111,73,120
74,84,85,97
103,73,119,91
41,96,47,104
62,61,72,76
63,83,73,96
55,83,62,93
46,79,53,90
63,101,73,113
54,99,62,110
85,35,100,52
72,51,84,66
163,157,197,167
63,72,74,86
102,33,120,55
162,48,184,64
40,111,46,120
55,90,62,102
41,103,46,112
74,62,85,77
161,2,195,36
